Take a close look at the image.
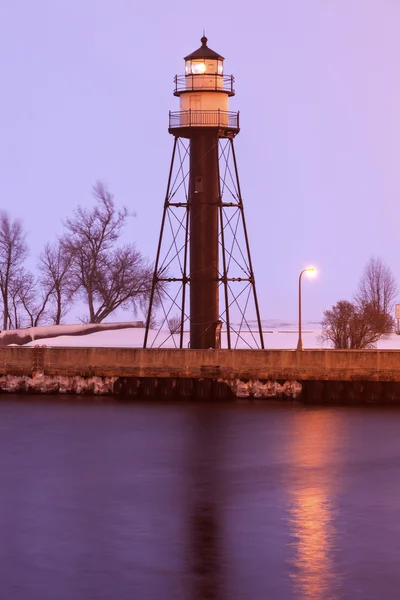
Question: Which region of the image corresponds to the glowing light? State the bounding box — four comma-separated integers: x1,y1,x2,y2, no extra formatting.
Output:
191,61,206,74
305,266,316,277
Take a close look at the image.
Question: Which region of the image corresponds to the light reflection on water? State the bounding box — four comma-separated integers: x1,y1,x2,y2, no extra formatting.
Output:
289,491,337,598
2,399,400,599
287,411,344,599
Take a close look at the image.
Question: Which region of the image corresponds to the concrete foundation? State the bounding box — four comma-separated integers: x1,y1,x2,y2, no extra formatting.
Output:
2,346,400,403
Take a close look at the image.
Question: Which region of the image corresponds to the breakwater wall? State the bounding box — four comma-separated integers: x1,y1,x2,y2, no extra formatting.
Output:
1,346,400,403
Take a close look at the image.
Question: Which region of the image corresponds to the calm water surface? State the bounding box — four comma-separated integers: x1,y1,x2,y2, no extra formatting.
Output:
1,397,400,599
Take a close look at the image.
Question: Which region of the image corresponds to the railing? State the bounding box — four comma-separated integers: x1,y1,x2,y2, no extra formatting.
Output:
174,74,235,95
169,110,240,130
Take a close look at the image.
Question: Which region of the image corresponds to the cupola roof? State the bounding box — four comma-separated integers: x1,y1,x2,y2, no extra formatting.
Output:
184,36,224,61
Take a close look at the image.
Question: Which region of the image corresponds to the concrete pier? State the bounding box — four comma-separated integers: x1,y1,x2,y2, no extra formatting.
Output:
2,347,400,402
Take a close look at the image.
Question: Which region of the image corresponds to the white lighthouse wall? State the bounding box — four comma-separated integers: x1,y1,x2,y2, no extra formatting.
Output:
180,92,228,111
179,92,229,127
185,73,225,91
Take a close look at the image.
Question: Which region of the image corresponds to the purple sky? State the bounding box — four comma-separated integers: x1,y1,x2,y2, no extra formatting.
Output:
1,0,400,323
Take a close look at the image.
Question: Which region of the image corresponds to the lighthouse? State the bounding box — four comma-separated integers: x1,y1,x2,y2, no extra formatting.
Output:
144,37,264,350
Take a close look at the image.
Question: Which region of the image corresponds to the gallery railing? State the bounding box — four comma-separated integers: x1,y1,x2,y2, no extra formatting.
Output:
169,110,240,130
173,74,235,95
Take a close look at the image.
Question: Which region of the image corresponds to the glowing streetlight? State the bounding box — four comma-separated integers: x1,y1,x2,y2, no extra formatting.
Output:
296,267,316,351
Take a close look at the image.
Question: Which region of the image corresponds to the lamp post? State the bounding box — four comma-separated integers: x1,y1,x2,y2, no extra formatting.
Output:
297,267,315,351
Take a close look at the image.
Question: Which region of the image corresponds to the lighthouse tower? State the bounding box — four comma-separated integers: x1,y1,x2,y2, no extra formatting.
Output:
144,37,264,350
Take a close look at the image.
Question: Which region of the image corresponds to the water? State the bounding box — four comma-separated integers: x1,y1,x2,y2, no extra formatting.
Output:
1,397,400,599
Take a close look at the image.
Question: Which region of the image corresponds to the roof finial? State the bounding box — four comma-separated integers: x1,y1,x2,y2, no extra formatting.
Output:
201,31,208,46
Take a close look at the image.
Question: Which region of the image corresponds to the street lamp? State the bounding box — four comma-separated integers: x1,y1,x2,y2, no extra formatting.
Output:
297,267,316,351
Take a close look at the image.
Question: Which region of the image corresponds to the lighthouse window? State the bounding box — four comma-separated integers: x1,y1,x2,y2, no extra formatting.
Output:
218,61,223,75
191,61,206,75
206,61,216,74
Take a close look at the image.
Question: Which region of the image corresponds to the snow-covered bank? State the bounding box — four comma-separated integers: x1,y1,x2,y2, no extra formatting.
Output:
23,327,400,350
0,322,143,346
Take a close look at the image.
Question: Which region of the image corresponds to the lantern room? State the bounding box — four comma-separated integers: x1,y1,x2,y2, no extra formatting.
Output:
170,36,238,133
184,36,224,77
173,36,235,97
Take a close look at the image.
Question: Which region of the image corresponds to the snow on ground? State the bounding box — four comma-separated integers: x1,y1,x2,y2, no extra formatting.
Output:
23,325,400,350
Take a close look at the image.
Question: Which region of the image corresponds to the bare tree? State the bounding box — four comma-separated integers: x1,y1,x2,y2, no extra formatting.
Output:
0,213,28,329
355,257,397,334
320,300,386,349
63,182,153,323
8,270,28,329
38,241,74,324
8,268,55,328
168,314,181,334
321,258,397,349
87,245,153,322
9,270,36,328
